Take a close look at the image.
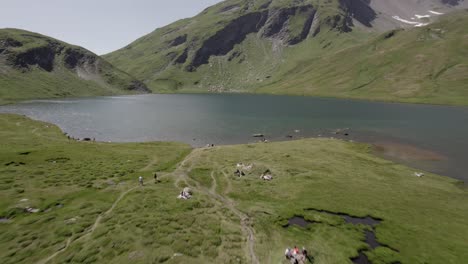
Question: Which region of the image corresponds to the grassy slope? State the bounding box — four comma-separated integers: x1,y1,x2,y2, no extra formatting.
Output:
1,113,467,263
257,11,468,105
105,0,468,105
0,29,147,104
0,114,192,263
103,0,352,92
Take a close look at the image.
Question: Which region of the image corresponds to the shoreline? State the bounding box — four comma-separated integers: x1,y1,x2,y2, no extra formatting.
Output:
4,112,464,185
3,91,468,108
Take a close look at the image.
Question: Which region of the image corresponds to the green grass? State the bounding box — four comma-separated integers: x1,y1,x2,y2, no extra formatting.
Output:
182,140,468,264
1,113,467,263
0,114,192,263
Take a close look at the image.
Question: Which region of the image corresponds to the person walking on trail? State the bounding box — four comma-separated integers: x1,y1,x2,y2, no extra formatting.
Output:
154,172,158,183
138,176,144,186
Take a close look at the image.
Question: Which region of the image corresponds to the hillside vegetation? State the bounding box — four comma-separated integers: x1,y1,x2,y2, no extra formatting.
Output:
259,11,468,105
0,29,149,104
105,0,468,105
1,114,468,263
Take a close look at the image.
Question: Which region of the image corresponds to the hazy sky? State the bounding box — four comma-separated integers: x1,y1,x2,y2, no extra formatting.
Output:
0,0,223,55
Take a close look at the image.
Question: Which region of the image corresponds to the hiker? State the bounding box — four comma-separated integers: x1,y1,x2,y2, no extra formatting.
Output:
154,172,158,183
138,176,143,186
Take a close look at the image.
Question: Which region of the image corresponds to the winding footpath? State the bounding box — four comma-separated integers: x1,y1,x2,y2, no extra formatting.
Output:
39,148,259,263
173,149,260,264
37,186,137,264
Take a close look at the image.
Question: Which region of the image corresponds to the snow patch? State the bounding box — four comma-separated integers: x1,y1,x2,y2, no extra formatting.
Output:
392,16,429,27
414,23,429,27
429,10,444,15
415,14,431,19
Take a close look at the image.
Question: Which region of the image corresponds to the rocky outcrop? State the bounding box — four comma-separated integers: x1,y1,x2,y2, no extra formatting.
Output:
218,4,241,13
0,38,22,54
261,7,297,38
442,0,464,6
189,11,268,69
13,45,57,72
175,48,188,64
63,47,97,69
288,6,317,45
167,34,187,47
261,5,317,44
188,5,321,70
339,0,377,27
128,80,149,92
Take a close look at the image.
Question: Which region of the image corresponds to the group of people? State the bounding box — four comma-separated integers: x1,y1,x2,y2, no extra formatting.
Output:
285,246,309,264
138,172,159,186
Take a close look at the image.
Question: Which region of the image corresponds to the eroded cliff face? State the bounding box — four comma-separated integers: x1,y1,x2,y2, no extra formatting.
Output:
185,4,326,71
189,11,269,70
1,38,61,72
1,36,99,75
159,0,392,72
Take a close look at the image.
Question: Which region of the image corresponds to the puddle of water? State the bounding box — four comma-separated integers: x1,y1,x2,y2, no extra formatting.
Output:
365,230,380,249
343,215,381,227
0,218,11,223
351,251,371,264
302,209,391,264
285,216,313,228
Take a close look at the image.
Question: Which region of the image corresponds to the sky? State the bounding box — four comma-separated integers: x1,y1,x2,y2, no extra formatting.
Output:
0,0,224,55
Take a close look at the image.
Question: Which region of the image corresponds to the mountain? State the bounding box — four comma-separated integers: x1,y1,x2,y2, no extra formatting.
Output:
0,29,149,104
105,0,468,105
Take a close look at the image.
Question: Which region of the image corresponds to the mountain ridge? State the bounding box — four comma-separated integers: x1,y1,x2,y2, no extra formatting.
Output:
105,0,468,105
0,28,149,104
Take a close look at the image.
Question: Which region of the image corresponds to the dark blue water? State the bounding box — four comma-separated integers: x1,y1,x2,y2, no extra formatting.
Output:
1,94,467,181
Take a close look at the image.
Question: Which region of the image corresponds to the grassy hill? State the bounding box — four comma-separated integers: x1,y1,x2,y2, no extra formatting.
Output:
1,113,467,263
258,11,468,105
105,0,468,105
0,29,149,104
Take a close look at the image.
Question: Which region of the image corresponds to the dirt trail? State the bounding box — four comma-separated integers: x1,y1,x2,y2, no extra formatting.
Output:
204,184,259,264
172,149,259,264
210,171,218,193
38,186,137,264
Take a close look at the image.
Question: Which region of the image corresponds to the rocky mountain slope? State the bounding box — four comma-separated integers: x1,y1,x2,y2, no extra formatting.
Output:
105,0,468,105
0,29,149,103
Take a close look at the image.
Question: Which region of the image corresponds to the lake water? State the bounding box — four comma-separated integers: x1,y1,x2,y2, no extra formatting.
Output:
1,94,468,182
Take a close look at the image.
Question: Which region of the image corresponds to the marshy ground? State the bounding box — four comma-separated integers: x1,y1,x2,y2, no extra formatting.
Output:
1,114,467,264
